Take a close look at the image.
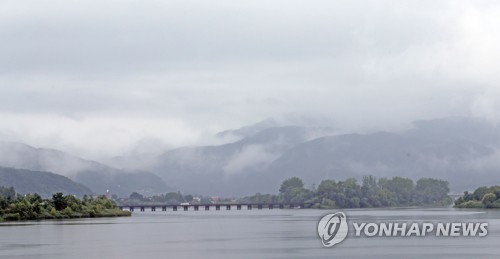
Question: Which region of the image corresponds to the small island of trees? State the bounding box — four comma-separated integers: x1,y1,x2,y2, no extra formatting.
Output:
0,186,130,222
454,185,500,209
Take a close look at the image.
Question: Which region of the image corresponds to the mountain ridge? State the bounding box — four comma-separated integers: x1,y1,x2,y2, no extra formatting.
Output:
0,141,170,197
0,166,93,198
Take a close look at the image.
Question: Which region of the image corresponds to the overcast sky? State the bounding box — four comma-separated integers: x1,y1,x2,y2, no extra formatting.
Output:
1,0,500,159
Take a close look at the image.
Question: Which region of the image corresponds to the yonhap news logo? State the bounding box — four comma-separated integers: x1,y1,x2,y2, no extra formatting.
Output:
317,212,489,248
317,212,349,247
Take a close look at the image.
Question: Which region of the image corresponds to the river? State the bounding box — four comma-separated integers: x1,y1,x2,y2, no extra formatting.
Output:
1,208,499,258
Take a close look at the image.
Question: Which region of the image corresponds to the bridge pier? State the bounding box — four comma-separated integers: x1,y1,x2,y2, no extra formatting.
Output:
173,206,177,211
216,205,220,210
279,204,284,209
258,205,263,210
162,206,167,211
269,204,273,209
151,207,156,212
130,207,134,212
183,205,188,211
205,205,210,210
247,205,252,210
140,207,145,212
194,205,199,211
237,205,241,210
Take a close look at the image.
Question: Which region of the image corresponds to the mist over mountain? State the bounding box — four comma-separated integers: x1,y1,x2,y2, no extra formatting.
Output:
0,142,169,197
1,117,500,197
266,117,500,192
1,0,499,201
0,142,102,176
148,117,500,195
73,170,169,198
150,125,336,194
0,167,92,198
216,119,281,140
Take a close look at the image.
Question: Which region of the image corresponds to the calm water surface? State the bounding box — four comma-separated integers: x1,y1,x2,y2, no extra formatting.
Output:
1,208,499,258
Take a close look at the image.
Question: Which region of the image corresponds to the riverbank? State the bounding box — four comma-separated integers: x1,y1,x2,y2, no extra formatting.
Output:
0,208,131,222
0,186,131,222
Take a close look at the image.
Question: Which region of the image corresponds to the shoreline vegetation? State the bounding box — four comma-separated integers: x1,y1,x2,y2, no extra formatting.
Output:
120,175,454,209
240,176,453,209
0,186,130,222
454,185,500,209
3,176,499,221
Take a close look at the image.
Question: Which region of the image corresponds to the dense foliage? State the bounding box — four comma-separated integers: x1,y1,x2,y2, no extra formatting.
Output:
454,186,500,209
0,186,130,221
241,176,452,208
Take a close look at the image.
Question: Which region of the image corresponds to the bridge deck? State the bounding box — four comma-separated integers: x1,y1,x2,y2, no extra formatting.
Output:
118,203,310,212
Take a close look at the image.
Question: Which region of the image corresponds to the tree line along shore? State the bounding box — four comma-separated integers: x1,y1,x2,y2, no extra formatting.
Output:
244,176,500,210
241,176,453,208
0,186,130,222
2,175,499,221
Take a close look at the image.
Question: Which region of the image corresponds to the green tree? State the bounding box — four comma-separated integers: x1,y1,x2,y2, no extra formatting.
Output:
379,177,414,206
279,177,306,203
279,177,304,193
0,186,16,199
412,178,451,206
482,193,497,207
361,175,379,207
129,192,144,201
52,193,67,211
65,195,83,212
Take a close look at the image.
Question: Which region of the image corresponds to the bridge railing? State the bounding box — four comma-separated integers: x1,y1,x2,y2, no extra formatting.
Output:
118,203,312,212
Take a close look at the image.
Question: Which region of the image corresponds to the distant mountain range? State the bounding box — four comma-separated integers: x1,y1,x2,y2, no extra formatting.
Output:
148,117,500,195
150,126,335,195
0,142,169,197
264,118,499,192
1,117,499,197
0,167,92,198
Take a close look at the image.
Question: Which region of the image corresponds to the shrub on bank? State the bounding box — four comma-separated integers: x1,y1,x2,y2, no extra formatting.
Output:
0,186,131,221
454,185,500,209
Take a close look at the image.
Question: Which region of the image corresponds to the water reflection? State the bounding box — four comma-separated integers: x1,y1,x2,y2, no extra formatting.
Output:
0,208,498,258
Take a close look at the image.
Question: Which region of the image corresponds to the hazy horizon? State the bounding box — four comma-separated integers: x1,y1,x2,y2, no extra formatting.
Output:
2,2,500,258
1,0,500,160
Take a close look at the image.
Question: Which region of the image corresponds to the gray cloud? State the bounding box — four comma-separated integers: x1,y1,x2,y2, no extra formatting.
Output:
1,0,500,158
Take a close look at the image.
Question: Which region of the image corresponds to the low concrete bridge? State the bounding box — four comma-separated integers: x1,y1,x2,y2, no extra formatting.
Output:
119,203,311,212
